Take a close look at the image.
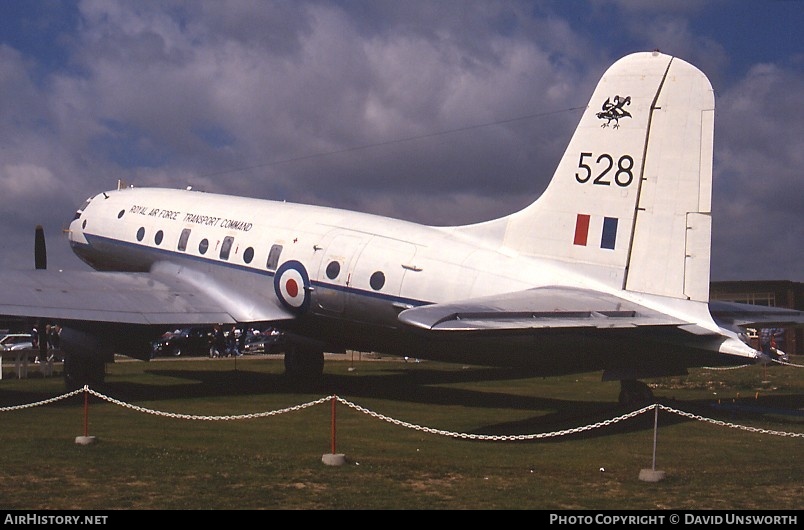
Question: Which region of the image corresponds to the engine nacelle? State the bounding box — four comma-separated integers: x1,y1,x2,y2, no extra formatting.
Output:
59,324,158,389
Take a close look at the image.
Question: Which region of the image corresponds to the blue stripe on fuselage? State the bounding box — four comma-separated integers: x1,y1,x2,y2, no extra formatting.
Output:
76,232,429,310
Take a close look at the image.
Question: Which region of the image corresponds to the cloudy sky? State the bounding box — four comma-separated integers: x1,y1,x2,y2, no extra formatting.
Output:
0,0,801,282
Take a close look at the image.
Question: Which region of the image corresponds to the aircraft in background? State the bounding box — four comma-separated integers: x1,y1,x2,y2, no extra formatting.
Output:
2,51,801,404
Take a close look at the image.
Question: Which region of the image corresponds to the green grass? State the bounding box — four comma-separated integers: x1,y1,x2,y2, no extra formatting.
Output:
1,355,802,510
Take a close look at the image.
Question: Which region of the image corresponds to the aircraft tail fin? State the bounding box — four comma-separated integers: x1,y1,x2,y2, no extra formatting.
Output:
473,51,715,302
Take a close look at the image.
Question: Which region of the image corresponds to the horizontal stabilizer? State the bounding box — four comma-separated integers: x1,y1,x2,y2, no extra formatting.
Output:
709,300,804,329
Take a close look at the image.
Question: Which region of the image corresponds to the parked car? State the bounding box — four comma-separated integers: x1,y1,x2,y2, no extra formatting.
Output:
151,327,213,357
0,333,34,351
242,329,284,355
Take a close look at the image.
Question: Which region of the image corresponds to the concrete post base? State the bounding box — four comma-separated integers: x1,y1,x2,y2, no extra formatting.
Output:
639,469,666,482
75,436,97,445
322,453,346,466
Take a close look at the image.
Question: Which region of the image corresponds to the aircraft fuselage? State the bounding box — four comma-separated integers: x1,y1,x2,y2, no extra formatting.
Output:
65,186,738,376
68,187,552,334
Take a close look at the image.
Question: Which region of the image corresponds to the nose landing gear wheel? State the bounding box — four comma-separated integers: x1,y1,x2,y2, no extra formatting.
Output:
283,346,324,390
618,379,654,407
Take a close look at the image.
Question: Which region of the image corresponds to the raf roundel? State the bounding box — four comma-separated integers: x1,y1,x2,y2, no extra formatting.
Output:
274,260,311,314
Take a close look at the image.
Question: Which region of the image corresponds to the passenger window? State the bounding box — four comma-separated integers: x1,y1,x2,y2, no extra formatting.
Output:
220,236,234,260
136,227,145,241
154,230,164,245
199,238,209,255
266,244,283,271
178,228,191,251
243,247,254,264
326,261,340,280
370,271,386,291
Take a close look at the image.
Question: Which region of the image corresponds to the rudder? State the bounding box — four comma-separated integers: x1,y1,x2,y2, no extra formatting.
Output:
624,57,715,302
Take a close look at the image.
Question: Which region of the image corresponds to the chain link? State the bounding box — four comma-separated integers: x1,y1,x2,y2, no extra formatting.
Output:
4,386,799,440
771,357,804,368
656,403,804,438
83,386,332,420
335,396,656,440
700,364,753,371
0,387,84,412
701,358,803,370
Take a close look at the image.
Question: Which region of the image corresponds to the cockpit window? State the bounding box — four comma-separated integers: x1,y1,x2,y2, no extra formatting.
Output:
73,199,92,221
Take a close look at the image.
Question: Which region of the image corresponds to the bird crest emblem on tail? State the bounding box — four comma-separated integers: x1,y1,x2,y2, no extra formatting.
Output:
597,95,632,128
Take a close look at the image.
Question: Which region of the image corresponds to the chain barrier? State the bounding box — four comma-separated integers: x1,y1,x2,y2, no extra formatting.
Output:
656,403,804,438
700,364,753,371
772,357,804,368
0,387,84,412
700,357,803,370
2,386,801,440
83,386,332,420
335,397,655,441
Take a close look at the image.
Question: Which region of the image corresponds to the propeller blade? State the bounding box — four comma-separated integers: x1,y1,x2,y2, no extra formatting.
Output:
35,225,47,270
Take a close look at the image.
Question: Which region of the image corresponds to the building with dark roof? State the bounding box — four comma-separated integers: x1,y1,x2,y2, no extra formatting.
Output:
710,280,803,356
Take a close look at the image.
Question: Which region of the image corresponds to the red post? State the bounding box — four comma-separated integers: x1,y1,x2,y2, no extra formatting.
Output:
83,387,89,437
330,396,337,455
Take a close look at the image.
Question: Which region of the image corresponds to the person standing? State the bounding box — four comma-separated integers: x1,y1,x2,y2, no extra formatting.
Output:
211,325,226,358
759,328,773,356
48,324,61,361
237,328,246,357
31,325,40,363
38,324,49,365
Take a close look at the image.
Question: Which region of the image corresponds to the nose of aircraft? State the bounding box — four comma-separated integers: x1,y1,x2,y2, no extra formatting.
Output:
67,209,88,246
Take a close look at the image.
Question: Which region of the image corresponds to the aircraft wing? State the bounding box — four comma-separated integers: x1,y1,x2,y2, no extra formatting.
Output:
708,300,804,330
397,286,689,332
0,265,294,325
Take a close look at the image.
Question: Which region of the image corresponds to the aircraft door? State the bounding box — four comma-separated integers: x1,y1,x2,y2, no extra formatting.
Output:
314,234,366,313
347,236,417,323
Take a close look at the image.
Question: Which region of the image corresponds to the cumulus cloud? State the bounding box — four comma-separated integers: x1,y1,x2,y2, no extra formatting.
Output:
710,62,804,280
0,0,800,281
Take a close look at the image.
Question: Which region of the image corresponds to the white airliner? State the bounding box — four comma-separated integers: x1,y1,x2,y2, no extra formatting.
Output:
2,51,801,404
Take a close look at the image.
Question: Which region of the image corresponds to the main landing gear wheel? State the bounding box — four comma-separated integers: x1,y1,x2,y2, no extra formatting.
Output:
63,352,106,392
618,380,654,407
283,347,324,390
